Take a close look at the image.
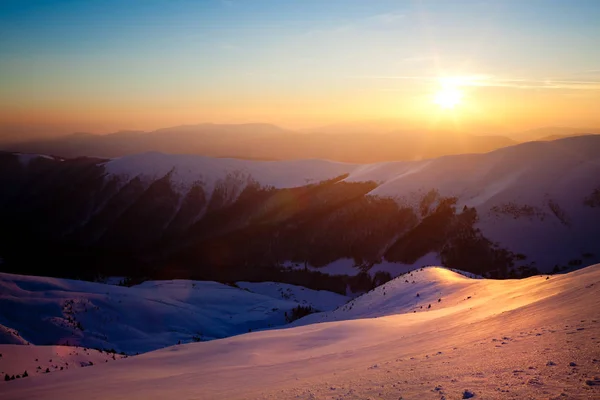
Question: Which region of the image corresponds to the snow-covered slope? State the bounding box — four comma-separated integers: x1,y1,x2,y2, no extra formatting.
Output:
344,136,600,269
293,267,482,325
0,344,127,382
235,281,348,311
3,264,599,399
0,325,29,345
0,273,348,354
98,136,600,271
103,152,358,196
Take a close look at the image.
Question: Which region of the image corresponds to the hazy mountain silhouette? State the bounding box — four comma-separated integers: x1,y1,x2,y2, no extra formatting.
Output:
1,123,517,163
536,133,599,142
508,126,600,142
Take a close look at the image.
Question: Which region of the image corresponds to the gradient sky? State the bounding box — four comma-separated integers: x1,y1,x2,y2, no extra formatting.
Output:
1,0,600,134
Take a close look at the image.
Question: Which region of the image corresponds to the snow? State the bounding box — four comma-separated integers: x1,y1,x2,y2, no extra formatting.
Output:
344,137,599,210
100,277,126,286
311,258,361,276
292,266,478,325
100,137,600,271
16,153,54,167
343,137,600,270
0,325,29,345
103,152,358,196
282,258,362,276
0,344,127,381
280,257,435,278
0,274,345,354
3,264,599,399
369,252,441,277
235,281,349,311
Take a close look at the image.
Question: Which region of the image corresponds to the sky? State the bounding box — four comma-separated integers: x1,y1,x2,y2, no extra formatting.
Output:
1,0,600,135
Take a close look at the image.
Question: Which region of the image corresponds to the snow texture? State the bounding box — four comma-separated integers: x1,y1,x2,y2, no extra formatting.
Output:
103,152,358,196
0,274,347,354
2,264,599,399
343,137,600,269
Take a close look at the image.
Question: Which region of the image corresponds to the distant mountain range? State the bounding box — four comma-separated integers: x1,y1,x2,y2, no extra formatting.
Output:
1,136,598,287
3,123,598,164
0,123,522,163
507,126,600,142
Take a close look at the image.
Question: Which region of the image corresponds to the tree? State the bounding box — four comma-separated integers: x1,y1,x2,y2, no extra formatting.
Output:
4,374,9,382
285,305,316,323
372,271,392,287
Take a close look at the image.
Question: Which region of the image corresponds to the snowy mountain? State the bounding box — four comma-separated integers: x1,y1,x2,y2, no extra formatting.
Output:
345,137,600,272
0,135,599,285
2,264,599,399
0,272,348,354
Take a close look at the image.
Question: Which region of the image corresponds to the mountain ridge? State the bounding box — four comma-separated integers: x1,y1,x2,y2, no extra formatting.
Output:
0,136,598,285
0,123,518,163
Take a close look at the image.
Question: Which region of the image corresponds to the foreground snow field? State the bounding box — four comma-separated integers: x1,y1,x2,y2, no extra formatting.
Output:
0,344,127,381
2,265,599,399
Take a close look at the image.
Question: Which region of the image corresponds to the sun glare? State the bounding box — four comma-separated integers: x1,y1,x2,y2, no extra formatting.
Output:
434,86,463,110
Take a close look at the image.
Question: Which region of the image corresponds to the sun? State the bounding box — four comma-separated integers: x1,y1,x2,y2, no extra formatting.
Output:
434,86,463,110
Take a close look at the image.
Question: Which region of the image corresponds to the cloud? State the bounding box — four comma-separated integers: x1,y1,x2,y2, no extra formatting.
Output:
350,74,600,90
467,77,600,90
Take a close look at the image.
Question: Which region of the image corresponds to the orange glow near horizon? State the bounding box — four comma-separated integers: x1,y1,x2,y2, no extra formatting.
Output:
1,2,600,137
1,79,600,137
